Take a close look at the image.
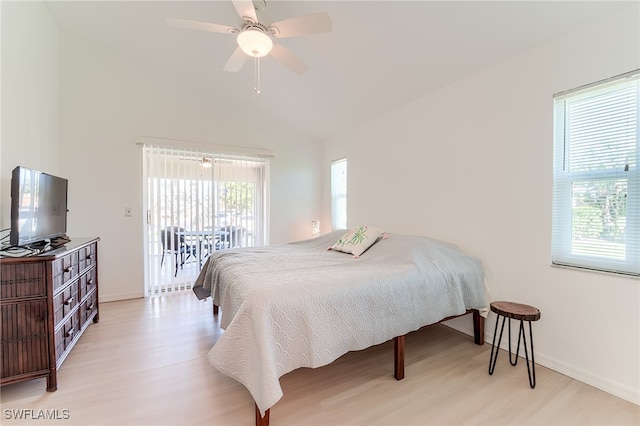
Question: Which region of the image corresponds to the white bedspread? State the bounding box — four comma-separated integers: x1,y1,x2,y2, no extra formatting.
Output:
193,231,488,416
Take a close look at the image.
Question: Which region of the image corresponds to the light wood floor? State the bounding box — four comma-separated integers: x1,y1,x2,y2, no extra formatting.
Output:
1,292,638,426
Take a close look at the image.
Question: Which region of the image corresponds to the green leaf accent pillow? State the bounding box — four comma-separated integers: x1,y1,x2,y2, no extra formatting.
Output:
329,226,385,258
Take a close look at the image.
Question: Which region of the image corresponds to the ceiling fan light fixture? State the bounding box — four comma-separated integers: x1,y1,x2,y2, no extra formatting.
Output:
237,29,273,57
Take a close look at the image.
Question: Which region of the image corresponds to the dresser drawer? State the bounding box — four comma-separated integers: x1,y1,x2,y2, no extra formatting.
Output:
79,268,97,301
53,283,79,326
54,311,80,363
51,252,79,293
77,243,97,274
80,290,98,324
0,262,47,300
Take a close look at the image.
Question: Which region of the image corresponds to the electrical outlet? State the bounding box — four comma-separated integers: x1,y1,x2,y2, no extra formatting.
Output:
125,207,132,217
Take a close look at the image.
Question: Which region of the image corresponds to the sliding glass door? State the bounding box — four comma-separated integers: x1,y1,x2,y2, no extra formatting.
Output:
142,144,269,295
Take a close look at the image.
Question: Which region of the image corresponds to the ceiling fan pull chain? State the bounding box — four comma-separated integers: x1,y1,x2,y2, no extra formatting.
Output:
254,56,261,94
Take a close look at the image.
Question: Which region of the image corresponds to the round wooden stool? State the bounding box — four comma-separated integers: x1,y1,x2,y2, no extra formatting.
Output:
488,301,541,388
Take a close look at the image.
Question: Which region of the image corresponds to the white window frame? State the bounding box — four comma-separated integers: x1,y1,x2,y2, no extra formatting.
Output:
552,70,639,276
331,158,347,230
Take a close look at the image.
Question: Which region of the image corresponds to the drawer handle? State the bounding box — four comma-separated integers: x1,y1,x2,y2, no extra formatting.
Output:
64,297,74,306
88,279,94,285
88,303,95,310
86,254,93,260
64,266,72,273
65,328,75,338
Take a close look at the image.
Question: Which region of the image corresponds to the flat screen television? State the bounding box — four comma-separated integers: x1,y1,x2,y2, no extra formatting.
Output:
10,166,68,247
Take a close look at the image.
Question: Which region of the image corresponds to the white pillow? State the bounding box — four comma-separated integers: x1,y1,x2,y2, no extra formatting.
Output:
329,226,385,258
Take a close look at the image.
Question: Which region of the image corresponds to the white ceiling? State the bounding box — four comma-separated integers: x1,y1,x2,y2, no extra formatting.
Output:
44,1,632,141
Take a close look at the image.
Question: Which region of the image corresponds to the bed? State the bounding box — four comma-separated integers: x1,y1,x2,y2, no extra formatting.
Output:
193,228,489,425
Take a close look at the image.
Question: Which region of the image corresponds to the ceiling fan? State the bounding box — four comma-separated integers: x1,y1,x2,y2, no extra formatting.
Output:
167,0,332,81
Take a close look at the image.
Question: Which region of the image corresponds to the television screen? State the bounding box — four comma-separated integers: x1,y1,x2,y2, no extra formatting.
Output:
10,166,68,247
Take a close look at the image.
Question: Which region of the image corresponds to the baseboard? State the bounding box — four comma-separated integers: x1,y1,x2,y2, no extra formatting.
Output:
100,292,144,303
446,320,640,406
533,351,639,406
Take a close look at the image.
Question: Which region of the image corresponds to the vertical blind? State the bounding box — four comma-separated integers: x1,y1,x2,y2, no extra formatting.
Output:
143,144,269,295
552,70,639,276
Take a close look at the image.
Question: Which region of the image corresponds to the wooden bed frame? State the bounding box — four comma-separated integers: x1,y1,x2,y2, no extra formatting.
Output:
213,305,484,426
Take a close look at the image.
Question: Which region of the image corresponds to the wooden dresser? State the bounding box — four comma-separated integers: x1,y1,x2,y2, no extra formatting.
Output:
0,237,99,391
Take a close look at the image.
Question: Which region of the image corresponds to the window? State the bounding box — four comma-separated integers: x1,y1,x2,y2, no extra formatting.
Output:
552,70,639,276
331,158,347,230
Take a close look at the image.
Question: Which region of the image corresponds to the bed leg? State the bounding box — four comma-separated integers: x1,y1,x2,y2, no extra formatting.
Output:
213,304,219,315
473,309,484,345
394,335,405,380
255,405,269,426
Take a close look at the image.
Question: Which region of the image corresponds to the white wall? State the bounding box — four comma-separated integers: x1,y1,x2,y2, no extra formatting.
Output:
1,1,59,227
323,5,640,405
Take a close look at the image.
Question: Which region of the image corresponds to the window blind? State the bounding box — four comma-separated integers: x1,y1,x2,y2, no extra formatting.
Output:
552,70,639,276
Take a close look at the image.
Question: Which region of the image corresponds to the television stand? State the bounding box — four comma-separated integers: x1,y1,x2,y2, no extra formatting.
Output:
1,237,100,391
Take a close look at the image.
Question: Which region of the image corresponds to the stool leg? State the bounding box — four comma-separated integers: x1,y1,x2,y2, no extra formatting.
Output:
488,314,507,375
509,319,522,366
521,320,536,388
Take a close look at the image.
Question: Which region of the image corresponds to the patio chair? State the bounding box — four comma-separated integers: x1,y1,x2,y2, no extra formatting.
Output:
160,226,195,276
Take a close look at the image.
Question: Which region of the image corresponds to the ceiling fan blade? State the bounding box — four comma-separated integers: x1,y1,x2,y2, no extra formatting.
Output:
232,0,258,23
166,18,235,34
269,43,309,75
223,47,249,72
270,12,332,38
